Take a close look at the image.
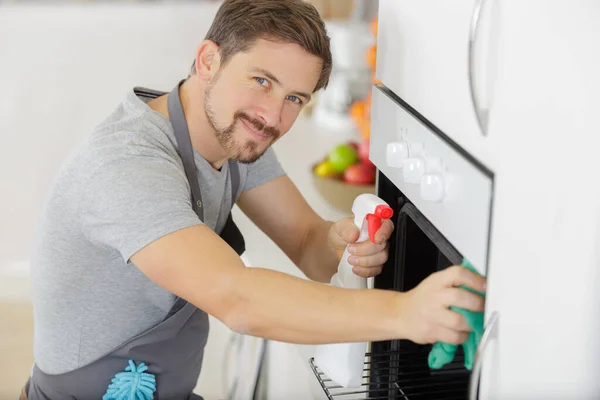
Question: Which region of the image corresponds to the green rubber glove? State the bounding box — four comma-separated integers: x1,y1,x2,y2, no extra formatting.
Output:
427,258,485,370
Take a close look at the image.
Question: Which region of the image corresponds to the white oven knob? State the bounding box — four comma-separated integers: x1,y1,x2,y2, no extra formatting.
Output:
420,157,445,202
420,173,445,202
386,141,409,168
403,156,426,183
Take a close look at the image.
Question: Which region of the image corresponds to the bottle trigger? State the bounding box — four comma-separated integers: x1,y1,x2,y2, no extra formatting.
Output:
366,214,381,243
366,205,394,243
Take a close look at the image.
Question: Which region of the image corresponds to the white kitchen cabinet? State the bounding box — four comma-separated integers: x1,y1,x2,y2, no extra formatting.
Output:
376,0,501,165
480,1,600,399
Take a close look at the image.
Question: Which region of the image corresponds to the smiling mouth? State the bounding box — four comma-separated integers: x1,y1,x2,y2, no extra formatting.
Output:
241,119,270,141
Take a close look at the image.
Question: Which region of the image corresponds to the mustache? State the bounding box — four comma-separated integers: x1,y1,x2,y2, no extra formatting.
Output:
235,111,280,138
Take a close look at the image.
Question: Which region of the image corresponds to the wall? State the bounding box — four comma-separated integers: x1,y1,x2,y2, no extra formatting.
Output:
0,2,221,276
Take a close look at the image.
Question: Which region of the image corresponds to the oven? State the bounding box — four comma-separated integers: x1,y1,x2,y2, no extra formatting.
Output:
309,84,494,400
308,0,600,398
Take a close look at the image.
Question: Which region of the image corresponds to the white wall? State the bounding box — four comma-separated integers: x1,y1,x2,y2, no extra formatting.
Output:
0,3,224,275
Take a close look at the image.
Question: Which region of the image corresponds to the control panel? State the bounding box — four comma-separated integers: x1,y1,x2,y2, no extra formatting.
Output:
370,86,493,274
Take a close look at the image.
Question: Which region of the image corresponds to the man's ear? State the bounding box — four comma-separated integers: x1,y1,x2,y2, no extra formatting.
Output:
194,40,221,81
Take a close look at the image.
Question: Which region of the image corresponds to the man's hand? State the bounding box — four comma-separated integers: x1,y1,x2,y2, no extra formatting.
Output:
328,216,395,278
398,266,487,345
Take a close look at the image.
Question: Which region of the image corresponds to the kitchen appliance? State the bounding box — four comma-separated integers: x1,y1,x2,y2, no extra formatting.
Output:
310,0,600,399
311,86,493,400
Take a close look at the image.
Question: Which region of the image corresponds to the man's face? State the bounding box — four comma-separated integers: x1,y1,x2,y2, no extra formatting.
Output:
204,38,323,164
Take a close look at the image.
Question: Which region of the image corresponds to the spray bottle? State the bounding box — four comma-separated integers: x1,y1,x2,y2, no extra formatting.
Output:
313,193,394,388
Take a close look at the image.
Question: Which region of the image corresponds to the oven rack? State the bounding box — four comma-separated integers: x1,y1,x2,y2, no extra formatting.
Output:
309,345,470,400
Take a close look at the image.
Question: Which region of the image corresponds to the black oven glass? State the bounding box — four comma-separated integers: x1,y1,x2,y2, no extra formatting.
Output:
368,171,471,400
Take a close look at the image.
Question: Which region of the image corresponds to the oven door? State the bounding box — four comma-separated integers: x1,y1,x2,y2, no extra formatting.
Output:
371,174,472,400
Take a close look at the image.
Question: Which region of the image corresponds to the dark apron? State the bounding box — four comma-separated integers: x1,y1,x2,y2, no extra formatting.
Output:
22,80,246,400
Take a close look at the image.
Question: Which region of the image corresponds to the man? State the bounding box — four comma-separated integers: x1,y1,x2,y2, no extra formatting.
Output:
24,0,486,399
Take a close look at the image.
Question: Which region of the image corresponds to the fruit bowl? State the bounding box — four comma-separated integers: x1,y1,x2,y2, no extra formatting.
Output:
310,140,376,215
311,166,375,215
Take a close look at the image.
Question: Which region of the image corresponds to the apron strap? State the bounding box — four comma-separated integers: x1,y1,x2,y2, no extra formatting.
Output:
133,86,167,99
167,80,241,218
167,81,205,221
228,158,240,205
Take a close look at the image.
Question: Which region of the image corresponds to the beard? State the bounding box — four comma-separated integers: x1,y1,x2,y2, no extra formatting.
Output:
204,79,281,164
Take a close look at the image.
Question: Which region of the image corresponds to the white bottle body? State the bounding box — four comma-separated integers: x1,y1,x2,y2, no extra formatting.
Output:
313,218,371,388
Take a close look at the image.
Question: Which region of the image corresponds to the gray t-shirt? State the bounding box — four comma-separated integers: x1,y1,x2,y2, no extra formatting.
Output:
31,88,285,374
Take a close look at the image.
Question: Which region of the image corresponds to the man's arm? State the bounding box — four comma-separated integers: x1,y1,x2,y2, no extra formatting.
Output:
236,175,340,282
131,224,402,344
130,223,485,345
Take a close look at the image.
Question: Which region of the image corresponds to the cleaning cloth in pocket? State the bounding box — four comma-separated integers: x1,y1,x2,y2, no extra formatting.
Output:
427,258,485,370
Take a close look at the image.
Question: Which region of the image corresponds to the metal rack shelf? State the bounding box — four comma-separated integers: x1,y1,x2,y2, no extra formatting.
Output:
309,345,470,400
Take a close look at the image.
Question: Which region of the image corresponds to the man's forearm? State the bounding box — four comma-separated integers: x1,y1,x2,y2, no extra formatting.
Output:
298,219,340,283
224,265,405,344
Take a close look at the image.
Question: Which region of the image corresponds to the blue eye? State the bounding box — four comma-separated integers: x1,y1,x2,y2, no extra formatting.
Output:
286,95,302,104
255,77,269,87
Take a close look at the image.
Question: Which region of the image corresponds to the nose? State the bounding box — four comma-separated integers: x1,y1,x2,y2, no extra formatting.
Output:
256,95,284,128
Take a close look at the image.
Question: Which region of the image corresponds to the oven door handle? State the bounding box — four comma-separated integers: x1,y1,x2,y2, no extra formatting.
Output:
468,0,491,136
469,310,499,400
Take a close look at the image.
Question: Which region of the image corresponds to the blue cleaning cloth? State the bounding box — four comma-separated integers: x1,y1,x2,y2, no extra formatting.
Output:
427,258,485,370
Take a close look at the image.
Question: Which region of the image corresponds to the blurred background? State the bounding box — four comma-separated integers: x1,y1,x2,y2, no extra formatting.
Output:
0,0,380,399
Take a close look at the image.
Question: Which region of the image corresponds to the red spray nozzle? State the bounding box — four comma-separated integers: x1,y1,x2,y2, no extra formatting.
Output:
374,205,393,220
366,205,394,243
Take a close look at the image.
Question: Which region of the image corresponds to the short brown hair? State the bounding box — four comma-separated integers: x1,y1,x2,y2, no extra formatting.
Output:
190,0,332,92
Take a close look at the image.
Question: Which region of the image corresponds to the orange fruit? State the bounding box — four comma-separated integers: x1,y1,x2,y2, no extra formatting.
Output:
349,100,366,120
351,108,367,128
358,118,370,139
366,45,377,70
370,17,378,37
364,94,372,117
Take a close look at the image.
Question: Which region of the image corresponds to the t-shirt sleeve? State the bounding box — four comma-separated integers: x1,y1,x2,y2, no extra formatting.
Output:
80,151,202,263
241,147,286,192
